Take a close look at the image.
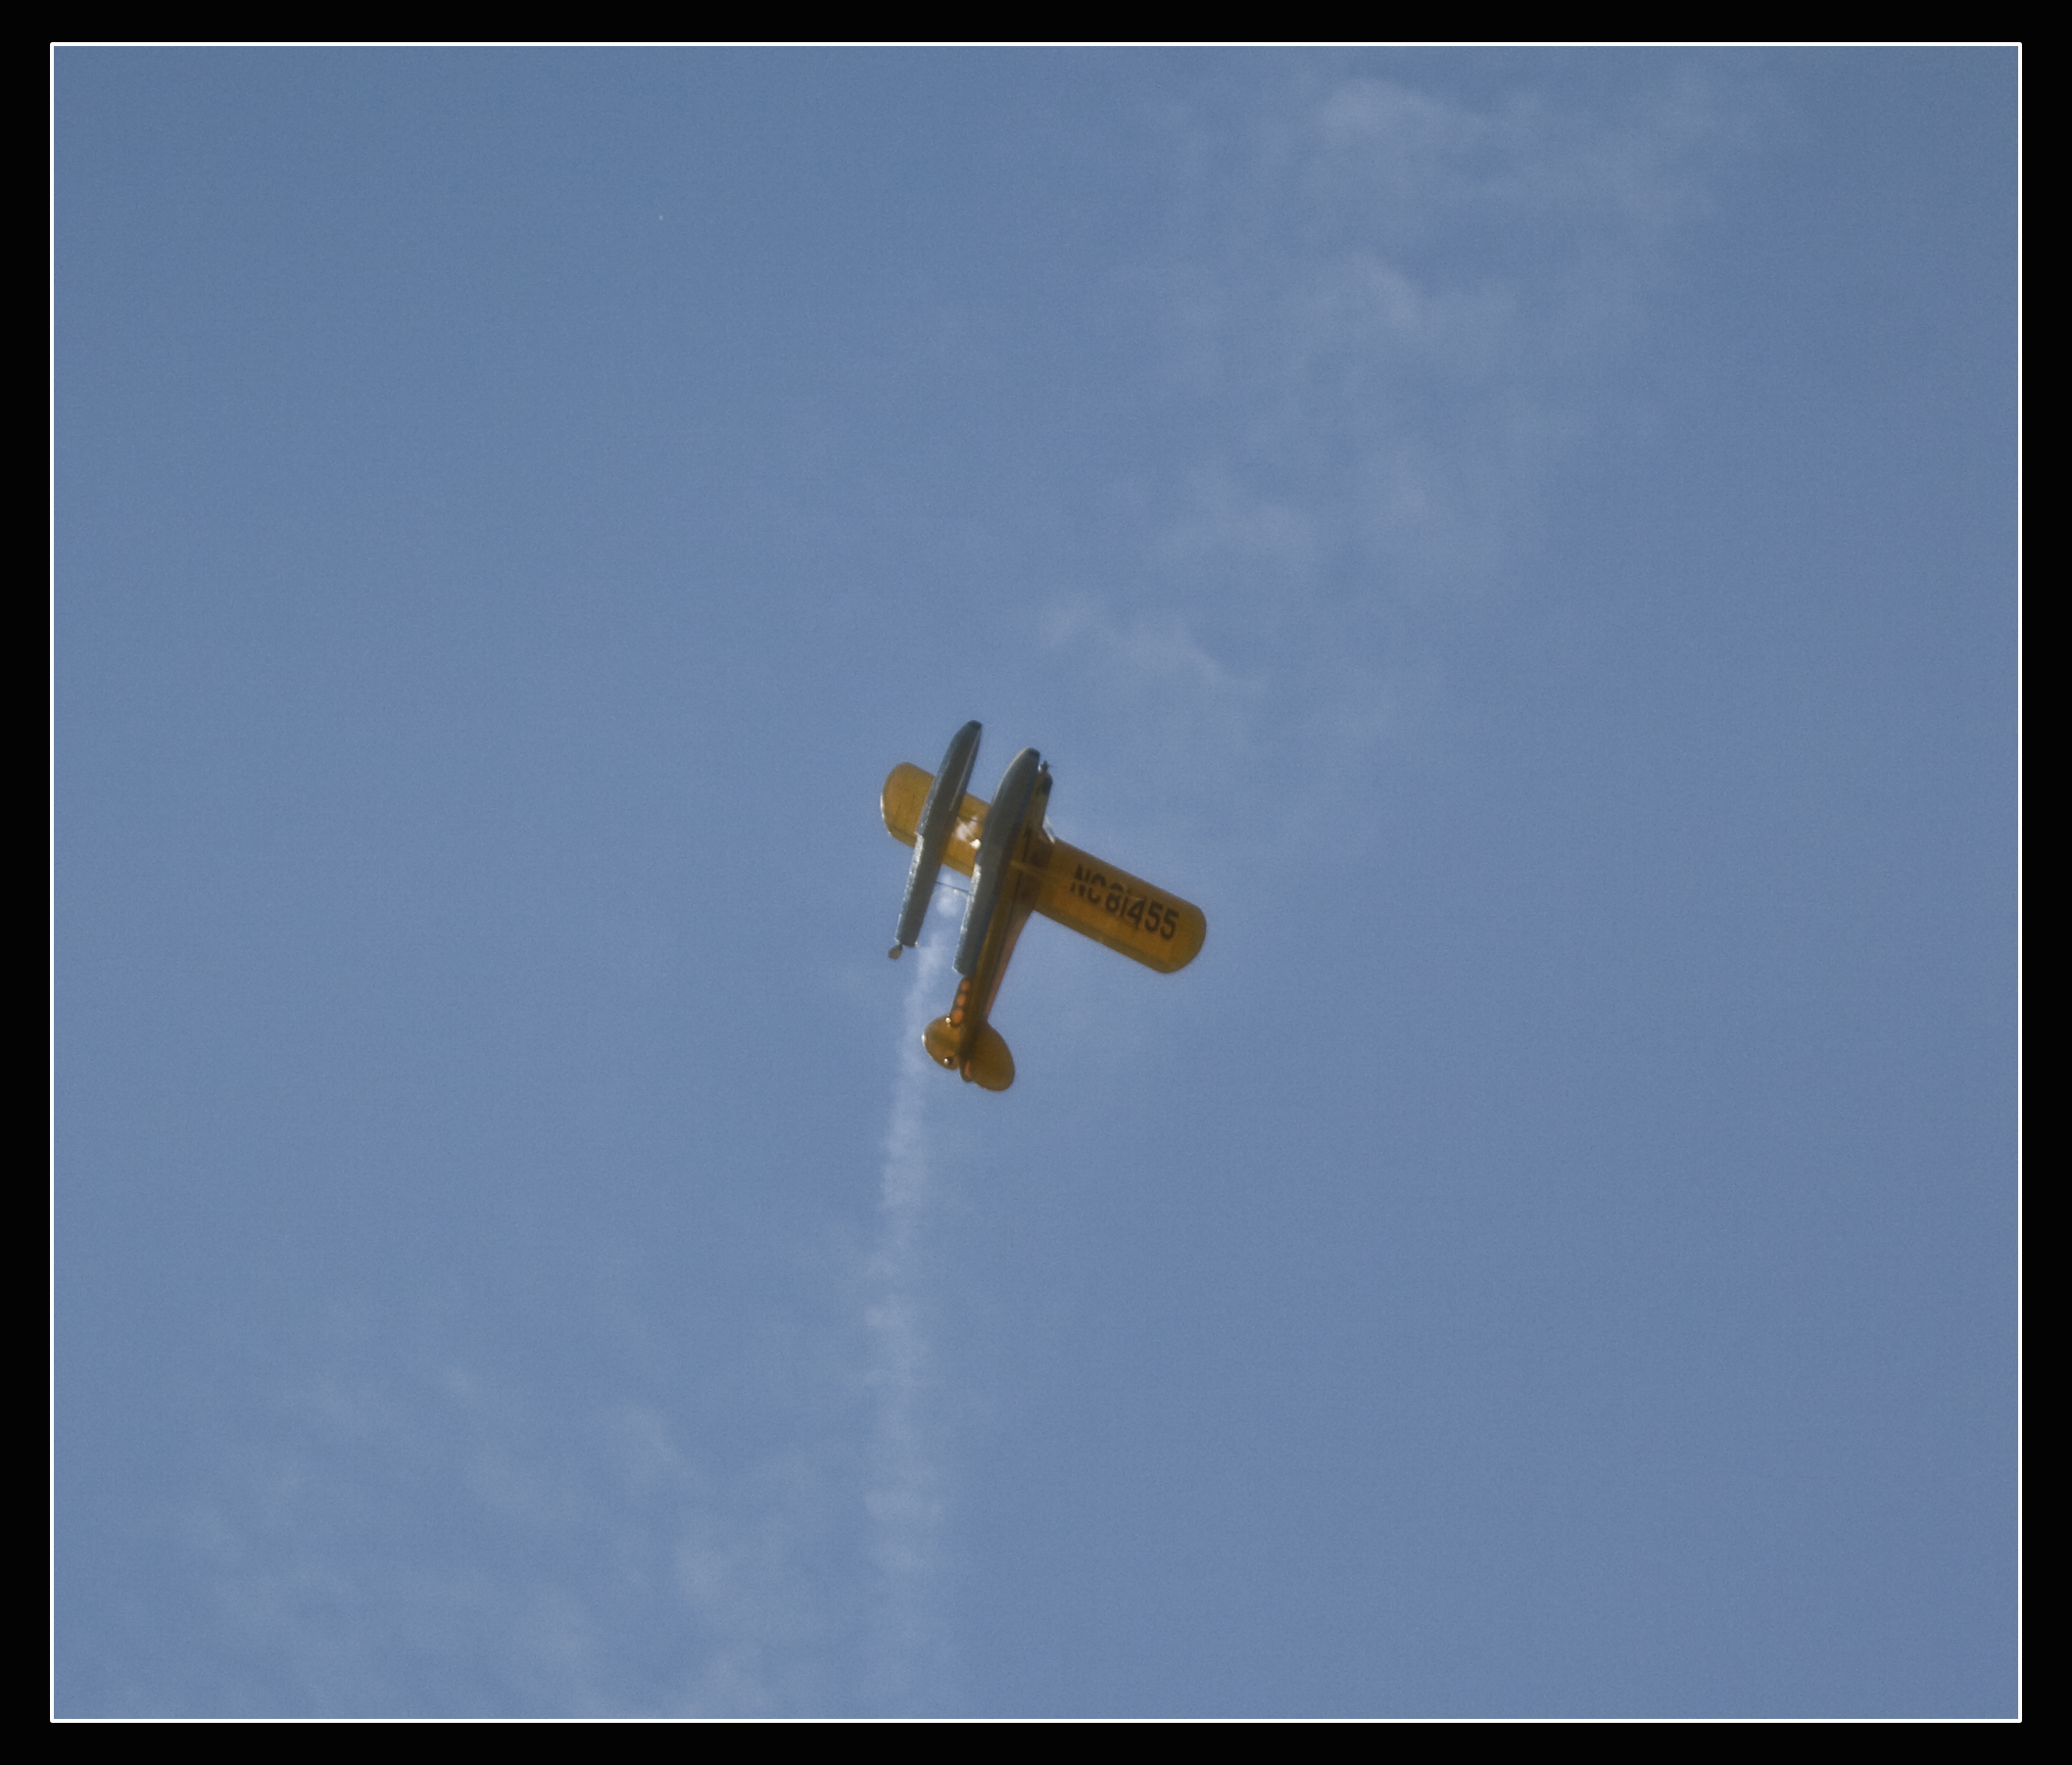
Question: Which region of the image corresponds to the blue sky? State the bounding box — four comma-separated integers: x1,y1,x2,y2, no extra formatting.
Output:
55,48,2016,1717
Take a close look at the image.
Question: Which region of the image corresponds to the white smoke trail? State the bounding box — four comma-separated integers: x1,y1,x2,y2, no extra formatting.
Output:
864,925,954,1713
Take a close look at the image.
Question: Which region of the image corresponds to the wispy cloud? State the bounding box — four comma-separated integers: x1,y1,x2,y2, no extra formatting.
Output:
160,1313,863,1715
1048,64,1765,809
130,917,973,1719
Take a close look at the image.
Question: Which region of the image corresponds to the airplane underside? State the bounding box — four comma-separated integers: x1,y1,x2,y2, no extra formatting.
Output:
883,722,1204,1093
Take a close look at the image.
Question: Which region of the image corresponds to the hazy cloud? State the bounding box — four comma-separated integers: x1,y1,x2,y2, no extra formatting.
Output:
1049,64,1766,799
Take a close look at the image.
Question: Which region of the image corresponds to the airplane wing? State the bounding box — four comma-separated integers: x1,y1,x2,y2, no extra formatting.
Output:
884,762,1205,975
883,761,986,878
1029,839,1206,974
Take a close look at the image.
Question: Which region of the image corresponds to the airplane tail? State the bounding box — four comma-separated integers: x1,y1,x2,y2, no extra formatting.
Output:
923,1018,1015,1091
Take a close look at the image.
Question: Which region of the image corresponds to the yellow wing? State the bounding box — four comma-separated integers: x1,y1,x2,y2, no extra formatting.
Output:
881,761,986,877
1030,839,1205,974
884,762,1206,974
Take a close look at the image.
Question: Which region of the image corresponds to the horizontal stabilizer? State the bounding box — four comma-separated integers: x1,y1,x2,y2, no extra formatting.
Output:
925,1016,1014,1090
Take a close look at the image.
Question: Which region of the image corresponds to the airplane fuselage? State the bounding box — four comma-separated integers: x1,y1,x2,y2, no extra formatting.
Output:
924,748,1050,1089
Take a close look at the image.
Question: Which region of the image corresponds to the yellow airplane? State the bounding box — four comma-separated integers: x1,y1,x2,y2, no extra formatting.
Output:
883,721,1206,1090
